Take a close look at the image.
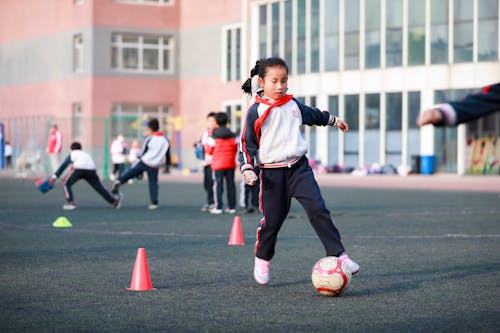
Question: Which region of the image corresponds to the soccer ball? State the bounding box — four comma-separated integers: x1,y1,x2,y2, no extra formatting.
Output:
311,256,351,297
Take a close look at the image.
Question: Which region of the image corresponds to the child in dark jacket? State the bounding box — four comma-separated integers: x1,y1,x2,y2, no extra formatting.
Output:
204,112,238,214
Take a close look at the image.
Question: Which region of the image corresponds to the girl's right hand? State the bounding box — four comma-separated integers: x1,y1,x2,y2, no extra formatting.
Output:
243,170,258,186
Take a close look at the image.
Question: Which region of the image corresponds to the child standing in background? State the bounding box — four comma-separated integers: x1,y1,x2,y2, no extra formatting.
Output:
204,112,238,214
240,57,359,285
110,134,127,180
198,112,217,211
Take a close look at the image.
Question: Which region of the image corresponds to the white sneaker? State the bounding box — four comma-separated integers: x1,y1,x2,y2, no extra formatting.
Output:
209,207,223,214
201,204,210,212
254,257,270,285
224,208,236,214
148,204,159,210
338,253,360,275
113,193,123,209
63,202,76,210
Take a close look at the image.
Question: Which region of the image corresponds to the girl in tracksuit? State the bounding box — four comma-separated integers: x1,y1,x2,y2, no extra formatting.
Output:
239,57,359,285
112,118,169,210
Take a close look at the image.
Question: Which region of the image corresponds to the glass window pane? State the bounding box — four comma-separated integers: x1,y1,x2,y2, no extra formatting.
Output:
324,0,339,71
123,48,138,69
144,36,159,45
328,95,339,164
235,28,241,80
344,0,360,70
259,5,267,57
386,92,402,166
431,0,449,64
122,34,139,43
226,29,232,81
163,49,170,71
311,0,320,72
478,0,499,61
365,94,380,165
454,0,473,63
284,0,293,66
408,0,426,65
272,2,280,57
143,49,159,70
297,0,306,74
365,0,380,68
386,0,403,67
407,91,420,166
344,94,359,167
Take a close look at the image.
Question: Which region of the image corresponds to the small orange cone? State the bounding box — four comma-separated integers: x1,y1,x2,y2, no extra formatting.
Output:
127,248,156,291
228,216,245,246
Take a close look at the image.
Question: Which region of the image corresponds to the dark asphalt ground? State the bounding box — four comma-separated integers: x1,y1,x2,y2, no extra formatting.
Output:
0,177,499,332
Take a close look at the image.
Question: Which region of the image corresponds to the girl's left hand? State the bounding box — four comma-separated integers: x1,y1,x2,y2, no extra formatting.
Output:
336,120,349,132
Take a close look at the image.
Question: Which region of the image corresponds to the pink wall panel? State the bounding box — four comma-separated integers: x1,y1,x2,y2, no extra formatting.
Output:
179,0,242,29
0,0,179,43
93,0,179,29
0,0,92,43
91,77,179,118
0,78,93,118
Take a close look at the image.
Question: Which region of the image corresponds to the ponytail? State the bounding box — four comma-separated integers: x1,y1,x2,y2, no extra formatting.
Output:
241,59,262,95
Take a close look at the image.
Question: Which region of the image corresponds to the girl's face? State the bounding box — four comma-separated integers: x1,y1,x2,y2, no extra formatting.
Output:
258,65,288,101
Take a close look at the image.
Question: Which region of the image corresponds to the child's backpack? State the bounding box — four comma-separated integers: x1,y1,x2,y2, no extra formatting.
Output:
195,141,205,160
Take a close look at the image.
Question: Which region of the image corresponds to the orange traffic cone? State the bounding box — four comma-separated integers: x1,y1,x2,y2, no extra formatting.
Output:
127,248,156,291
228,216,245,246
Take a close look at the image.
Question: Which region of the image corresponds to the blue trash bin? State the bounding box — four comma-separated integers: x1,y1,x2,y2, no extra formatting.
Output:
420,155,435,175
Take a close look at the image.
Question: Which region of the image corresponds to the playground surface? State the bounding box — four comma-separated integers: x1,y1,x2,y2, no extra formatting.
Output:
0,173,499,332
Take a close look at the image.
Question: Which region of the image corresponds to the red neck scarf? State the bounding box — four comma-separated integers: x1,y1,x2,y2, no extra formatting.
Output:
253,94,294,142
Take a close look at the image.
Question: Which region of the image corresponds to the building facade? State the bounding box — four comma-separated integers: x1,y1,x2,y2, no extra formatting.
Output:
245,0,499,174
0,0,243,174
0,0,499,175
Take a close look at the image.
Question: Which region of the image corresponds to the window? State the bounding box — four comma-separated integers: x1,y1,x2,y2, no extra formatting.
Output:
297,0,306,74
408,0,426,65
365,0,381,69
344,0,360,70
386,0,403,67
310,0,320,72
344,94,359,167
324,0,339,71
72,103,82,140
73,34,83,72
271,2,280,57
407,91,420,166
224,26,241,81
365,94,380,165
431,0,449,64
478,0,499,61
259,5,267,57
386,92,402,165
328,95,339,164
284,0,293,66
454,0,473,63
111,33,173,73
